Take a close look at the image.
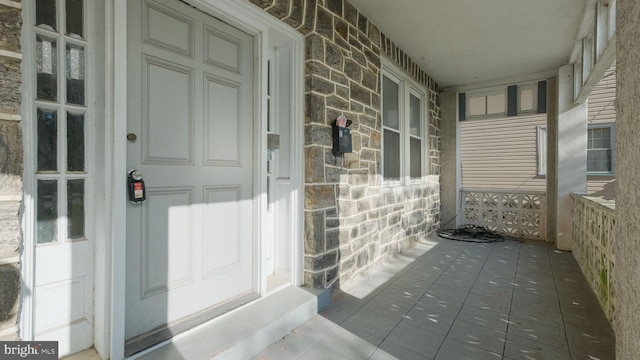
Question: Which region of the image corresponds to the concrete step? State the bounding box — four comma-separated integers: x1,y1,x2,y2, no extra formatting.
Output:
129,286,326,359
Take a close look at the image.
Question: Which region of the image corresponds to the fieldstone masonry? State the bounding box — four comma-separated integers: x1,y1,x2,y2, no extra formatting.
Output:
250,0,442,289
0,1,22,340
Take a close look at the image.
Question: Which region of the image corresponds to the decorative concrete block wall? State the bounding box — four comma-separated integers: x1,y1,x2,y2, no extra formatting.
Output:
571,194,615,323
0,1,23,341
250,0,442,289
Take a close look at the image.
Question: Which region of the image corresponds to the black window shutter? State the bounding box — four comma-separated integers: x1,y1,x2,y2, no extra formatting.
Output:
507,85,517,116
459,93,466,121
538,80,547,113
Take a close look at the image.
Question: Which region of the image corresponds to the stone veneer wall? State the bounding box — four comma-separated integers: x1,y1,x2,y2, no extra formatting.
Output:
614,0,640,358
249,0,442,289
0,1,23,340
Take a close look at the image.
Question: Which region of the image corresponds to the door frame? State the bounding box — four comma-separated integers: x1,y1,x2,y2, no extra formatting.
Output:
101,0,304,358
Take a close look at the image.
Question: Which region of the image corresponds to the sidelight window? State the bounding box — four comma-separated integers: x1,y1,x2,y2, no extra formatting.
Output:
33,0,88,243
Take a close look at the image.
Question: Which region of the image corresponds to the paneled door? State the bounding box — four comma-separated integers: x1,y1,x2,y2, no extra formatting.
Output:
125,0,256,339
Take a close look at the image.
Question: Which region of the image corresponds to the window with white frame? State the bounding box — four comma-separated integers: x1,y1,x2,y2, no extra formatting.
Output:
587,125,614,173
536,124,615,176
537,126,547,175
33,0,89,243
382,61,427,182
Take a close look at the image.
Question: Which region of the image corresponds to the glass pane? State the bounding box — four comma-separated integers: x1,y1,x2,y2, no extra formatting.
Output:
383,76,399,130
602,128,611,148
588,149,612,172
66,43,85,105
67,111,85,171
410,137,422,178
520,88,534,111
267,61,271,96
67,179,85,239
383,129,400,180
36,35,58,101
37,180,58,244
409,94,421,137
37,108,58,172
468,96,486,116
267,98,271,132
36,0,56,31
487,93,505,114
66,0,84,38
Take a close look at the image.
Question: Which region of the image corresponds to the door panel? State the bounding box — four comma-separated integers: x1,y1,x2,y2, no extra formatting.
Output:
144,58,194,164
145,4,194,56
204,77,241,165
141,188,194,298
203,186,243,276
126,0,255,339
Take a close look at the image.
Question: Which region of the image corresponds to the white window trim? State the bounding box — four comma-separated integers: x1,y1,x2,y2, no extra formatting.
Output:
381,58,428,185
587,123,615,175
536,123,616,177
407,84,426,184
537,125,547,176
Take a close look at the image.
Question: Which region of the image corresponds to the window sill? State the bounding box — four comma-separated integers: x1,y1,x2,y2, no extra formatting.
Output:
587,173,615,177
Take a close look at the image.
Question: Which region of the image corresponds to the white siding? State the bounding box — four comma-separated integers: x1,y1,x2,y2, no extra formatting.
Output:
587,63,616,200
461,113,547,191
460,65,615,198
588,64,616,125
587,175,615,200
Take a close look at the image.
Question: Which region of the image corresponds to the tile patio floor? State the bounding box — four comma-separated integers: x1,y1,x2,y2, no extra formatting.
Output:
252,236,615,360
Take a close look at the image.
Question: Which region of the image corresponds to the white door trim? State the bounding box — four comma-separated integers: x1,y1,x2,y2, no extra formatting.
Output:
102,1,304,358
101,1,129,359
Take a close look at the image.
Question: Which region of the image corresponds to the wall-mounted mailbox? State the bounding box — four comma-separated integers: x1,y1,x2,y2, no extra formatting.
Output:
332,115,352,153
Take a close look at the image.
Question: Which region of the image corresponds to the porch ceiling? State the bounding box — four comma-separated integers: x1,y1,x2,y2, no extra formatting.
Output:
350,0,587,88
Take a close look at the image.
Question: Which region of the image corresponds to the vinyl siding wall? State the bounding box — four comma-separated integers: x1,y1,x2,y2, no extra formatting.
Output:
460,64,616,199
587,64,616,200
460,113,547,191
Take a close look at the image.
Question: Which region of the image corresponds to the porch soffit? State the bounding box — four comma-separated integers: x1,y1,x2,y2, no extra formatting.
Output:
349,0,587,88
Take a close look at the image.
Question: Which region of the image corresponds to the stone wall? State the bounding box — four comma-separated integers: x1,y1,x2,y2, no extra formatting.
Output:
249,0,441,289
614,0,640,358
0,1,23,341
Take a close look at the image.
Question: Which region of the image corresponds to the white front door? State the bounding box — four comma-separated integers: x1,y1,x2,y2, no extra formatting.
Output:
125,0,256,339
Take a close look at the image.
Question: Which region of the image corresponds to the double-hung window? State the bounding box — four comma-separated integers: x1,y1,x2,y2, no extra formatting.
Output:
536,124,615,176
382,61,427,183
587,125,614,174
